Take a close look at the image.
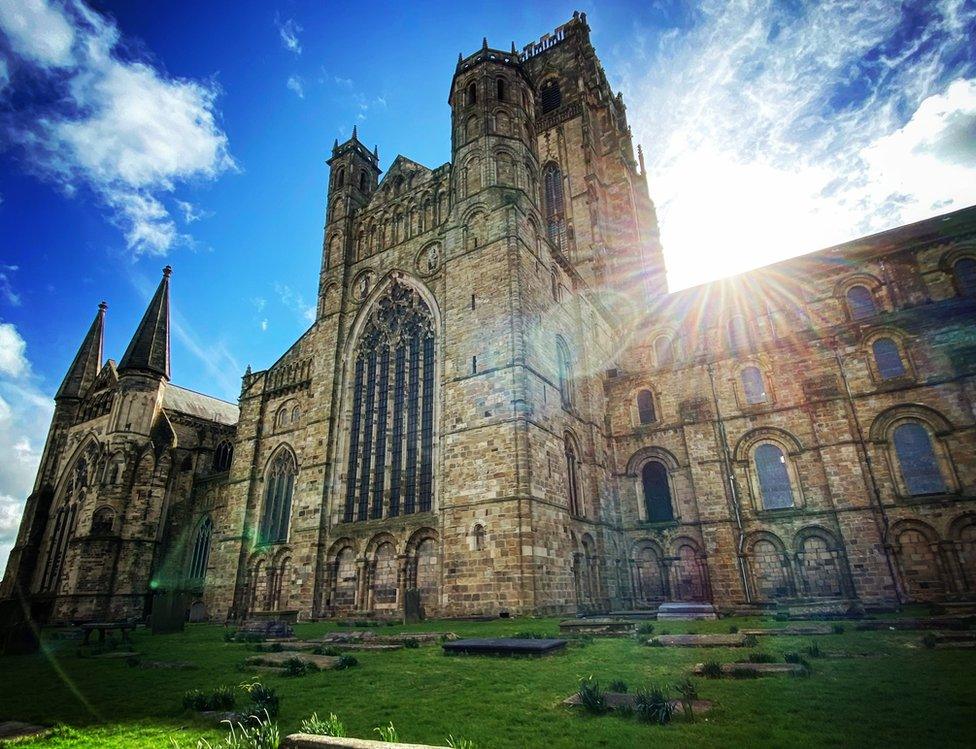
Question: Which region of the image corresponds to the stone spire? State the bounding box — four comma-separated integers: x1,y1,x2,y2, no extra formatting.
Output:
119,266,171,380
55,301,106,400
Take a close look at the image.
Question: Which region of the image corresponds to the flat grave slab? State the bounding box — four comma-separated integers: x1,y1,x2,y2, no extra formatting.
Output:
562,691,713,715
855,616,975,631
245,652,340,669
0,722,49,740
321,631,456,645
91,650,140,659
740,625,833,636
649,634,748,647
693,662,807,677
558,618,636,636
442,637,567,656
656,602,718,620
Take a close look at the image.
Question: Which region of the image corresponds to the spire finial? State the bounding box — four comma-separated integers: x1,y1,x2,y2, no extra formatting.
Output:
482,37,488,50
458,52,462,63
98,301,108,313
162,265,172,278
373,144,378,159
637,144,646,176
352,124,358,139
511,41,516,53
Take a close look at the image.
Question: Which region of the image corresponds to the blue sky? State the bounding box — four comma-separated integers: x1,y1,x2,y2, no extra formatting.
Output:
0,0,975,570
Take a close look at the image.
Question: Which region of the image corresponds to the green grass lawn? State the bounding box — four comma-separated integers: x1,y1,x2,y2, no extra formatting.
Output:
2,613,975,748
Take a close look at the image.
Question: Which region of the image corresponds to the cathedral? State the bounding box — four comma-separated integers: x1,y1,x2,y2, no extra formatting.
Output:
3,13,976,625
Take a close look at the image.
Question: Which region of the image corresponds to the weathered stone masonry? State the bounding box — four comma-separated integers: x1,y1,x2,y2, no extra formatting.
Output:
3,13,976,623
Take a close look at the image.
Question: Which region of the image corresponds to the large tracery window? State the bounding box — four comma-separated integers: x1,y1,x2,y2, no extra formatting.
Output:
40,451,92,592
345,280,436,522
259,450,296,544
543,162,566,250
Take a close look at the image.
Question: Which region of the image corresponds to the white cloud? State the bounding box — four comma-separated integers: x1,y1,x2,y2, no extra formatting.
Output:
0,322,52,575
274,283,316,325
0,0,75,67
0,322,28,377
0,57,9,90
0,265,21,307
616,0,976,289
0,0,235,256
275,16,302,55
286,75,305,99
260,319,268,332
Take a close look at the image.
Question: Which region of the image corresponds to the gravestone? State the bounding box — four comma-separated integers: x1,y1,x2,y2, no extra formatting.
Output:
403,588,423,624
656,602,718,620
0,599,39,655
650,633,748,647
740,625,834,636
559,618,636,636
692,661,807,677
443,637,567,656
188,600,208,622
150,590,187,634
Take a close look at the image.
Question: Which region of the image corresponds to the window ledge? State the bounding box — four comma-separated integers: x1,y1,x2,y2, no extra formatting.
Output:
893,491,960,505
637,519,679,531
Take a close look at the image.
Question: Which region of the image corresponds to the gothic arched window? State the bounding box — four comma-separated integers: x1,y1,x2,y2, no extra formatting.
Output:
727,315,749,350
754,443,794,510
189,516,213,580
359,170,368,192
213,441,233,473
543,162,565,250
873,338,906,380
741,366,767,404
893,422,945,496
344,280,436,522
466,82,477,105
259,450,296,544
636,389,655,425
564,432,582,516
496,77,506,101
540,79,561,113
641,461,674,522
90,507,115,535
335,168,345,188
846,285,876,320
556,336,573,409
953,257,976,296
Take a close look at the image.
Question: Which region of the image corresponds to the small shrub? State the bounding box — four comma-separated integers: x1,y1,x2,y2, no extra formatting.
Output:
576,676,606,714
183,686,236,712
742,634,759,648
804,642,824,658
747,652,778,664
335,654,358,670
616,705,634,718
223,630,237,643
607,679,629,694
674,678,698,722
658,630,670,636
300,712,345,737
200,711,279,749
633,686,674,725
832,623,845,635
701,661,723,678
282,657,320,677
512,631,551,639
239,682,279,720
648,638,665,648
784,651,811,670
403,639,420,649
446,737,475,749
728,625,739,634
374,722,399,742
636,622,655,636
921,633,938,650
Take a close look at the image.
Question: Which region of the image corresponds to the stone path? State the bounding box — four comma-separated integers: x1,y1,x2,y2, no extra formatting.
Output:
692,662,807,677
562,692,713,715
649,634,748,647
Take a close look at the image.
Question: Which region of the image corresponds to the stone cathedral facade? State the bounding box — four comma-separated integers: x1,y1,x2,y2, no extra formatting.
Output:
4,13,976,625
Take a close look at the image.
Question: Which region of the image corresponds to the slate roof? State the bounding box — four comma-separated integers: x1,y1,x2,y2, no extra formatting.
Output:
162,384,239,426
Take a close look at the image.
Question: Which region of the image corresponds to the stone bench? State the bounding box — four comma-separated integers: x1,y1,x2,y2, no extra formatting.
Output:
282,735,448,749
649,634,748,647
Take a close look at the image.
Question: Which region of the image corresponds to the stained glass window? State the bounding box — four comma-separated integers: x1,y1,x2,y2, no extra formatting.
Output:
189,516,213,580
641,461,673,521
893,423,945,496
259,450,296,544
873,338,906,380
846,285,876,320
742,366,767,404
755,443,794,509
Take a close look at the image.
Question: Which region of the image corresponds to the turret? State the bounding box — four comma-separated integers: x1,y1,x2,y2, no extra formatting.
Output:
326,126,381,221
450,40,539,206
